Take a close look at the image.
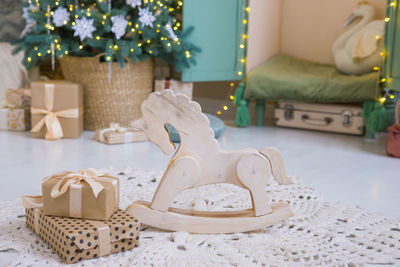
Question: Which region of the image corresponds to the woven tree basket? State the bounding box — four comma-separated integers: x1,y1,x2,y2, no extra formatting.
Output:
60,54,154,130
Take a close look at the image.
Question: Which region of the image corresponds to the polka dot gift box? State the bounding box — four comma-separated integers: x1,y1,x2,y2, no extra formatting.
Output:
25,208,140,264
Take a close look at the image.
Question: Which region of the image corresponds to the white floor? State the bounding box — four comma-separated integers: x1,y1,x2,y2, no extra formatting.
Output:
0,125,399,266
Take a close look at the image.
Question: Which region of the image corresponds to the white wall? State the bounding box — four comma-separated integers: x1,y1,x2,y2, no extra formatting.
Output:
246,0,282,72
246,0,386,71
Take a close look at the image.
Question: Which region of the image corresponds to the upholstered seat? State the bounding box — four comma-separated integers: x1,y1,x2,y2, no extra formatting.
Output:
245,54,379,103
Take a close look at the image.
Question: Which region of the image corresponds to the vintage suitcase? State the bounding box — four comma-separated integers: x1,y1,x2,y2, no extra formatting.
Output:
275,101,364,135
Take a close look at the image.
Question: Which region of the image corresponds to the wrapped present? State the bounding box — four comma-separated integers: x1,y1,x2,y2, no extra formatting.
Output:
95,123,148,144
154,79,193,100
0,107,31,131
31,80,83,140
22,196,140,264
5,88,31,108
42,168,119,220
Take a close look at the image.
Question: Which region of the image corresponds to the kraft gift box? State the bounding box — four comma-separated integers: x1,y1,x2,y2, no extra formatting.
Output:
42,169,119,221
5,88,31,108
25,208,140,264
31,80,83,139
0,107,31,131
95,123,148,144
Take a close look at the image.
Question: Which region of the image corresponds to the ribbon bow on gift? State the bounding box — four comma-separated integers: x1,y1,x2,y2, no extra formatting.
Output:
108,123,129,133
50,168,105,199
31,83,82,140
98,123,140,143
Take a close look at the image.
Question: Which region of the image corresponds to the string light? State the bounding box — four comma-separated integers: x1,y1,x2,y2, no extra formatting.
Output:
27,57,32,62
385,17,390,22
218,4,248,116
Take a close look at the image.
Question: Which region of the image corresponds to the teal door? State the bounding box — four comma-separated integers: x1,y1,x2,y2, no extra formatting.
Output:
383,0,400,92
182,0,247,82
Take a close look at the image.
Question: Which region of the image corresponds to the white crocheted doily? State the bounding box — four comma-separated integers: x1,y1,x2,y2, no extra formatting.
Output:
1,167,399,266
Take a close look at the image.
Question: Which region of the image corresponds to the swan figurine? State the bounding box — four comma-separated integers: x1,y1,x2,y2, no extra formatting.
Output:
332,1,384,76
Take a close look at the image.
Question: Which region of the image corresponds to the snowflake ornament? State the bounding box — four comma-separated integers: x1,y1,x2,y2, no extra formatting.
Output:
72,17,96,41
22,5,39,24
126,0,142,8
139,7,156,28
111,15,128,39
165,22,178,41
52,7,70,27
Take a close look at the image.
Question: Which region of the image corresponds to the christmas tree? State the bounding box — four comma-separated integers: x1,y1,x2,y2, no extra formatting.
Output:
13,0,199,71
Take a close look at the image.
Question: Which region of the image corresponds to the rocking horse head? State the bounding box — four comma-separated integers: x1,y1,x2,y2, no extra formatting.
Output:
132,90,213,155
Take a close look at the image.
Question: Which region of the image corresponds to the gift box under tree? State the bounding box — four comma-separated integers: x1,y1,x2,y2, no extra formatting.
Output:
31,80,83,140
0,88,31,131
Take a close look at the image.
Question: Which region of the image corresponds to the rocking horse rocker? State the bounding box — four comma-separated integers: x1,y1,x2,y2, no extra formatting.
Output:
127,90,293,234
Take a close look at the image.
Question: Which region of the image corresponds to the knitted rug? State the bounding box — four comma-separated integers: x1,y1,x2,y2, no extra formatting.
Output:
1,167,399,266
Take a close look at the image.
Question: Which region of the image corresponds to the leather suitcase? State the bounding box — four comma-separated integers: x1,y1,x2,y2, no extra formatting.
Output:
275,101,364,135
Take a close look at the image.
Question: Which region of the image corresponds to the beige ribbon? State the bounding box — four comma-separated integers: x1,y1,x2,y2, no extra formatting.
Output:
21,196,43,234
86,220,112,256
31,83,83,140
48,168,107,218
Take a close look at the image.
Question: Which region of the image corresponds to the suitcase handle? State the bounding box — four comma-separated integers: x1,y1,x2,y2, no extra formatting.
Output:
301,115,333,126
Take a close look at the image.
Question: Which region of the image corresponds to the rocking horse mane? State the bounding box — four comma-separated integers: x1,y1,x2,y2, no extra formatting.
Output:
142,89,215,139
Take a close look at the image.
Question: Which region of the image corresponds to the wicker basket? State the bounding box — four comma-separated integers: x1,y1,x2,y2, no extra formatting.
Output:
60,54,154,130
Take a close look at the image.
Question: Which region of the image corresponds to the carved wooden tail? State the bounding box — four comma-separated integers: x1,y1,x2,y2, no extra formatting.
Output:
259,147,292,185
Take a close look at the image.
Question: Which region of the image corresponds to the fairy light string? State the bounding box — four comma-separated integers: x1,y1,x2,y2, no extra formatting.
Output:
217,1,249,116
22,0,192,75
379,0,397,104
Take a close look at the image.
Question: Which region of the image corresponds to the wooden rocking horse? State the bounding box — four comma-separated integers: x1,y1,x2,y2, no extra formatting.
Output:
126,90,293,233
